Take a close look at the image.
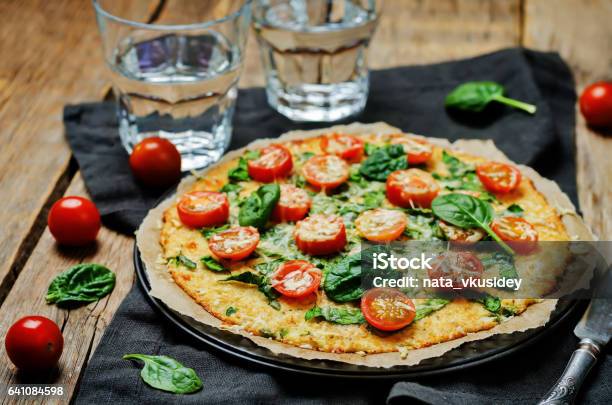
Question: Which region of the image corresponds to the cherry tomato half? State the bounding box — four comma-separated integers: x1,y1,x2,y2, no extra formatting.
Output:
390,135,433,165
355,209,407,242
476,162,522,193
579,82,612,127
177,191,229,228
294,214,346,256
271,260,322,298
47,196,101,246
386,169,440,208
271,184,311,222
208,226,260,261
361,288,416,331
491,216,539,254
247,145,293,183
320,133,364,161
5,316,63,372
428,251,484,290
129,137,181,189
302,155,349,190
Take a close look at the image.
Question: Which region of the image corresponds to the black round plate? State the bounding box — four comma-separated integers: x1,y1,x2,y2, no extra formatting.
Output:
134,243,579,378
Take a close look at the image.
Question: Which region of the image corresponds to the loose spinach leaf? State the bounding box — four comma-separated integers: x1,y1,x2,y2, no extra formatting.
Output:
305,306,365,325
199,224,230,238
323,254,363,302
414,298,450,320
46,263,115,305
431,193,513,254
359,144,407,181
481,252,519,281
123,354,202,394
167,254,197,270
200,255,226,272
445,81,536,114
254,259,283,276
223,272,281,309
238,184,280,229
364,143,379,156
225,306,238,316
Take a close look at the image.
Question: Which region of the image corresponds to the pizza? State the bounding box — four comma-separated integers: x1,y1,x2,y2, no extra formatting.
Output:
137,122,592,366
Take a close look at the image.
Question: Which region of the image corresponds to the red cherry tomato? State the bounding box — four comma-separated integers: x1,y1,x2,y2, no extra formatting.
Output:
247,145,293,182
390,135,434,165
428,251,484,290
271,184,311,222
361,288,416,331
302,155,349,190
5,316,63,372
386,169,440,208
47,196,101,246
208,226,260,261
579,82,612,127
355,209,407,242
129,137,181,189
271,260,322,298
294,214,346,256
476,162,522,193
177,191,229,228
320,133,364,161
491,216,539,254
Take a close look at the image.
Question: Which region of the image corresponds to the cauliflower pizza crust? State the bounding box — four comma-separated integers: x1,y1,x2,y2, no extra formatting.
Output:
136,122,594,367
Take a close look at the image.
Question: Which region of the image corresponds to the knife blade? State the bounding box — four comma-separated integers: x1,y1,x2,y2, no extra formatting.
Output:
538,269,611,405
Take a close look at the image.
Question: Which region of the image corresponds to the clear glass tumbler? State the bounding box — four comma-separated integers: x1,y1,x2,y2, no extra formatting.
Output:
253,0,382,122
93,0,252,171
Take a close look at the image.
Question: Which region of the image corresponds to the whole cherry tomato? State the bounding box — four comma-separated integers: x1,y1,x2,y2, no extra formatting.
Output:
48,196,101,246
129,137,181,188
579,82,612,127
5,316,63,372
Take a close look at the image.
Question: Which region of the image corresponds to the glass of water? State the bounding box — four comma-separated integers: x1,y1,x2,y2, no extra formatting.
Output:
93,0,252,171
253,0,382,122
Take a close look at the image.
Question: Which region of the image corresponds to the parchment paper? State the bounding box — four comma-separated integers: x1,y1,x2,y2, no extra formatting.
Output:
135,122,595,368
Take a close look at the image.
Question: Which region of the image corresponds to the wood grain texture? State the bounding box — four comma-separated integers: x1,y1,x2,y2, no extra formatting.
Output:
0,0,159,306
1,1,611,403
523,0,612,239
0,175,134,405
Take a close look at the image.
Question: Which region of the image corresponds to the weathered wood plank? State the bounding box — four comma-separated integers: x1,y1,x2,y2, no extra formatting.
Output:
0,0,159,305
523,0,612,239
0,174,134,405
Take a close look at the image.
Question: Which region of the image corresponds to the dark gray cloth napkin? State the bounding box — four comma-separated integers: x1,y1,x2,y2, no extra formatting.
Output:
67,48,610,403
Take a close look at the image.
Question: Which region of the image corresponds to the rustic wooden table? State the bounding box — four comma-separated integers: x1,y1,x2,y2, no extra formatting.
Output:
0,0,610,403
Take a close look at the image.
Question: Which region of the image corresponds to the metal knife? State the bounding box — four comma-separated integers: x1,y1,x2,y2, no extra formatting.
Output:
538,271,611,405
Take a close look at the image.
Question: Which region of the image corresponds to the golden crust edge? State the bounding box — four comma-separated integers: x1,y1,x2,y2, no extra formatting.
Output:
135,122,595,368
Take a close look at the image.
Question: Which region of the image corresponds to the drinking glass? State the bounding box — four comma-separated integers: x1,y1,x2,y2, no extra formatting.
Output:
253,0,382,122
93,0,252,170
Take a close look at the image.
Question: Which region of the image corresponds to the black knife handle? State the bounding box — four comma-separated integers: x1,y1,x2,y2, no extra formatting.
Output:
537,338,602,405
